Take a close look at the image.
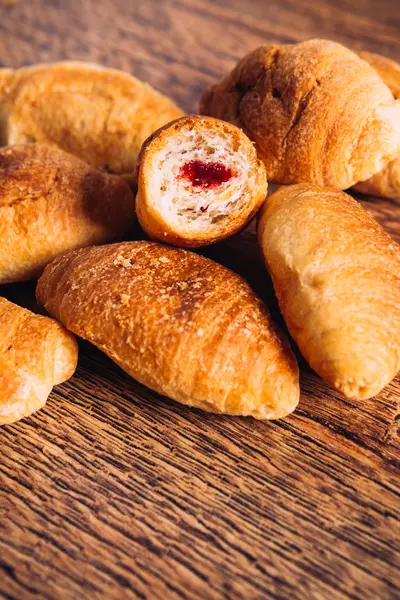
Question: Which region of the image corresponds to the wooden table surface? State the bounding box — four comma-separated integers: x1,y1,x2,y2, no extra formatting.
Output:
0,1,400,599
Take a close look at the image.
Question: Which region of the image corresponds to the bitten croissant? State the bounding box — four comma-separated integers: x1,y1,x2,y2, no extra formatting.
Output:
258,183,400,400
354,52,400,199
0,61,184,176
200,39,400,190
0,143,136,283
0,297,78,425
37,241,300,419
135,115,267,247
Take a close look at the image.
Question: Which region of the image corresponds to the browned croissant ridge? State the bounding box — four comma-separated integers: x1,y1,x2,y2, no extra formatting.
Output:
0,143,136,283
37,241,300,420
200,39,400,190
0,297,78,425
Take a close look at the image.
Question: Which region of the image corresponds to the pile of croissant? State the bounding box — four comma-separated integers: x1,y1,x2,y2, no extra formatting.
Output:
0,39,399,426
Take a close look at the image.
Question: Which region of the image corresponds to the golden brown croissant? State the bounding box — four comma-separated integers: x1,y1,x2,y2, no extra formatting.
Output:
0,297,78,425
354,52,400,199
0,143,136,283
359,52,400,98
135,115,267,247
258,183,400,400
0,61,184,176
200,39,400,190
36,241,300,419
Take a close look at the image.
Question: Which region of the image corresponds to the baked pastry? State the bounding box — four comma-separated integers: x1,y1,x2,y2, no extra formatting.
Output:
0,143,136,283
354,52,400,199
359,52,400,98
0,297,78,425
0,61,184,176
200,39,400,189
37,241,300,419
135,115,267,247
258,183,400,400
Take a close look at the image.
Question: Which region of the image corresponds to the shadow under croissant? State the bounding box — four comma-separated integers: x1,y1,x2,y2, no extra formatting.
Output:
0,279,43,313
350,189,400,244
39,337,398,459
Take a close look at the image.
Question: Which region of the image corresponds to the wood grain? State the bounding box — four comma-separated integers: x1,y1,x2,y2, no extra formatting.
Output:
0,1,399,599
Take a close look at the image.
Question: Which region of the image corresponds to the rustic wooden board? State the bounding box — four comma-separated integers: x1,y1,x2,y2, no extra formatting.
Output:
0,1,399,598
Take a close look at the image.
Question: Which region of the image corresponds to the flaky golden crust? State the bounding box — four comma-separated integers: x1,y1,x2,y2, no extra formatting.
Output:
359,52,400,98
37,241,299,419
354,52,400,199
0,62,184,176
355,157,400,199
200,39,400,189
258,183,400,400
0,144,136,283
0,297,78,425
135,115,267,247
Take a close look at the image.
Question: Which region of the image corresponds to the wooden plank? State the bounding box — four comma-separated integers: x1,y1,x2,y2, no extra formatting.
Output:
0,0,399,598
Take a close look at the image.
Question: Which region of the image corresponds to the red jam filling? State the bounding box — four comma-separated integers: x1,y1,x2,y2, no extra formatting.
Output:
178,160,234,188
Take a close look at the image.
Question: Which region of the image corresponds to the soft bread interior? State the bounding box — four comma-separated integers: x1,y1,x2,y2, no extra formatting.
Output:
146,123,261,236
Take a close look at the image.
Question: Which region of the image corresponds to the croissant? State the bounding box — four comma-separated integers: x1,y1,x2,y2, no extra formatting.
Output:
354,52,400,199
36,241,300,419
135,115,267,247
0,143,135,283
200,39,400,190
258,183,400,400
0,297,78,425
0,61,184,176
